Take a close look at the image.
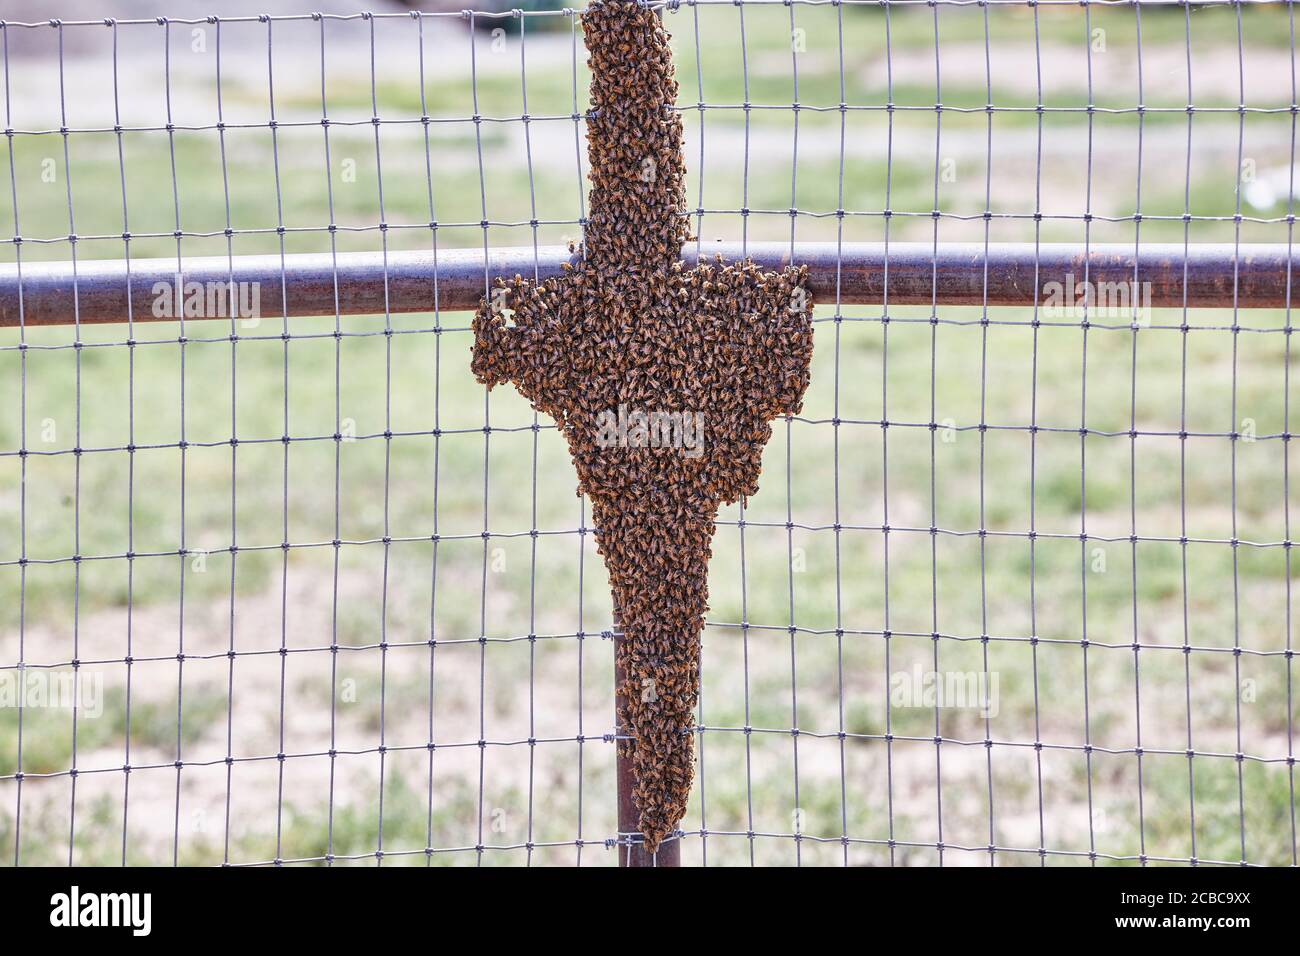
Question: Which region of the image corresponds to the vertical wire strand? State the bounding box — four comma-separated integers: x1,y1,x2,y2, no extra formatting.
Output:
312,10,345,867
1131,0,1149,866
784,0,803,868
689,0,709,865
213,15,236,869
161,16,188,869
734,1,755,866
53,19,84,868
832,0,849,868
467,10,491,868
1285,0,1299,868
2,19,26,869
926,0,943,868
568,6,588,868
1179,0,1199,866
1229,0,1249,864
1080,0,1098,867
1028,0,1047,867
214,12,241,876
367,9,396,868
107,15,138,870
517,8,542,869
880,0,899,868
413,8,444,868
977,0,996,867
265,13,293,866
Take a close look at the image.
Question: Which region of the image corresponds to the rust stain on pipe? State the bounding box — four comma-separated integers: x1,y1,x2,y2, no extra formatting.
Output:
1,242,1293,329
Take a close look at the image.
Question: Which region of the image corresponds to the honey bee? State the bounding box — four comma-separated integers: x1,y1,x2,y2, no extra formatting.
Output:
470,0,813,855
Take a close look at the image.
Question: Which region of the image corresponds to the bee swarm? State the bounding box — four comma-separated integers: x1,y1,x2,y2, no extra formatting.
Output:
471,0,814,853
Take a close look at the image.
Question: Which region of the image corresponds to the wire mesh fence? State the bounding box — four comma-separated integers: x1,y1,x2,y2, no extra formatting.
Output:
0,0,1297,866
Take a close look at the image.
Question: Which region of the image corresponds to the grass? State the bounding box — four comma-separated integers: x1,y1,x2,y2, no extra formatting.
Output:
0,4,1297,866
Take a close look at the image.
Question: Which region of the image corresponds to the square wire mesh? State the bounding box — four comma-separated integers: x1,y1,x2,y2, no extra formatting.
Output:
0,0,1296,866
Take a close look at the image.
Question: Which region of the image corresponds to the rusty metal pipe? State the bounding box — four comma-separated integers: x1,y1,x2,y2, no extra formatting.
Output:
0,241,1293,328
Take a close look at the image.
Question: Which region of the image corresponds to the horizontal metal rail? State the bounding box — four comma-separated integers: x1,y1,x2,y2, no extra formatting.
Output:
0,241,1293,328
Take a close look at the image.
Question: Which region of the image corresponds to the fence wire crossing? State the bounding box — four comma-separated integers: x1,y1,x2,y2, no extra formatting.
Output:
0,0,1297,867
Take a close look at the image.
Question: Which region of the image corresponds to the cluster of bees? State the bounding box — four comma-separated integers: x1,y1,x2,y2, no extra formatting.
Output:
471,0,815,854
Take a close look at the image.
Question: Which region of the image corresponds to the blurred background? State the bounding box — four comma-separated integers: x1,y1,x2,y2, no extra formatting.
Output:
0,0,1297,866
